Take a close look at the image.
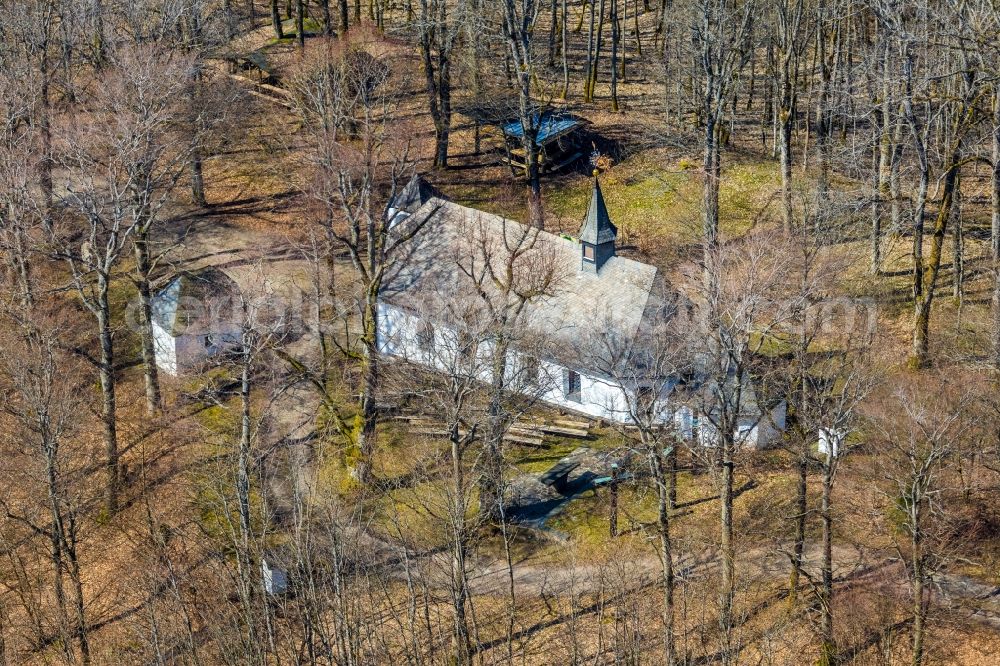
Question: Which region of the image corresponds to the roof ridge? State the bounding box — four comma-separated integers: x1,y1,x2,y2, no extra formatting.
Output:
418,198,650,269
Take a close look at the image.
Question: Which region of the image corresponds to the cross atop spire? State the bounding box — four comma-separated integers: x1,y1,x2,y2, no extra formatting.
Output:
579,171,617,273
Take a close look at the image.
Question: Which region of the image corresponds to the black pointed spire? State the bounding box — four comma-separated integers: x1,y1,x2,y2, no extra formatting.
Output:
579,171,617,273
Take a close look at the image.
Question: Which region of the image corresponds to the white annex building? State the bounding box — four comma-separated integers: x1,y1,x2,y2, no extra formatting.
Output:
150,267,243,375
376,175,786,447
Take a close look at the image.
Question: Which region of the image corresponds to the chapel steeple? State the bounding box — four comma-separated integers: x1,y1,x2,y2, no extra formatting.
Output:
579,171,617,273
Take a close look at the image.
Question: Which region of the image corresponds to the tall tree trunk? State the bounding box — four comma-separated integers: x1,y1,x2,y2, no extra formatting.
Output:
815,0,831,208
608,467,619,536
610,0,620,111
65,517,90,666
993,255,1000,373
449,431,472,665
39,37,54,220
762,38,774,149
238,341,253,558
354,296,380,483
703,116,721,261
187,48,207,206
890,120,905,235
339,0,349,33
296,0,305,48
632,0,643,63
190,146,206,205
420,0,452,169
911,503,926,666
952,177,963,301
501,3,544,228
584,0,596,101
992,84,1000,372
44,443,73,663
912,154,960,367
561,0,569,99
650,445,675,665
271,0,285,38
91,0,106,66
778,90,794,234
234,328,263,655
133,236,162,413
59,5,77,104
660,0,670,116
589,0,607,101
96,274,119,514
993,84,1000,261
787,448,807,606
719,429,735,665
819,458,836,665
548,0,558,67
872,40,893,274
620,0,627,82
902,45,929,365
321,0,333,35
667,443,677,509
777,1,801,235
9,219,34,309
479,337,512,522
222,0,235,41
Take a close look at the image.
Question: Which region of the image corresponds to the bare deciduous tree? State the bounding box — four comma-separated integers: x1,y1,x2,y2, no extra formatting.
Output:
590,291,691,665
866,374,975,666
290,44,423,482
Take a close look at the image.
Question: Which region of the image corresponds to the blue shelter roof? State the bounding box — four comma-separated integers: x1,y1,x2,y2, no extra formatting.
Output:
501,112,582,145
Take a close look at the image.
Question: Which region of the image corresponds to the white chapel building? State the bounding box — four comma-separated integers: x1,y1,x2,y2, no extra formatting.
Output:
375,175,785,446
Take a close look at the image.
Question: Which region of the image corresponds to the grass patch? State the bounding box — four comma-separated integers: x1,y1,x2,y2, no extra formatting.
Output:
441,151,781,256
547,488,611,544
549,471,707,544
543,161,697,253
718,160,783,234
264,17,325,45
181,365,235,397
375,478,481,549
284,17,324,34
192,468,268,546
510,440,582,474
194,402,239,437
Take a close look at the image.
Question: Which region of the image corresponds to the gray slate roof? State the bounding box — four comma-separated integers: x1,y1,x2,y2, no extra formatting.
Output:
151,268,239,336
390,174,438,216
382,197,659,370
578,177,617,245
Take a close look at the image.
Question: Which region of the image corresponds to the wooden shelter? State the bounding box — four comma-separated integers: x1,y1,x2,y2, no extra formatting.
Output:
498,111,586,175
226,49,295,109
230,49,278,85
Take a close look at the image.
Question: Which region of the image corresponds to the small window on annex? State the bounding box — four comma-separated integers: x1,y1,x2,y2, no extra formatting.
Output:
583,244,595,262
563,369,582,403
